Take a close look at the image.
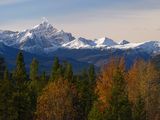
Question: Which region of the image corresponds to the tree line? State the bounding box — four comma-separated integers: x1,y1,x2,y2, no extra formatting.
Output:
0,52,159,120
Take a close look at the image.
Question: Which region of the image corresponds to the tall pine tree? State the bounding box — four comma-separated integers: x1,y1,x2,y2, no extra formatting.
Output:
12,51,27,83
88,64,96,100
88,64,96,83
0,68,16,120
39,71,48,91
30,58,39,82
64,63,73,82
12,51,31,120
29,58,40,119
76,67,96,120
0,56,5,80
50,57,62,81
29,58,40,94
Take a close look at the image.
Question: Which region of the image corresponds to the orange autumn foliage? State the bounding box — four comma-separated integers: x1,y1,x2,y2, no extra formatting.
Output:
127,60,160,120
127,60,147,103
96,57,126,111
36,78,76,120
127,60,159,103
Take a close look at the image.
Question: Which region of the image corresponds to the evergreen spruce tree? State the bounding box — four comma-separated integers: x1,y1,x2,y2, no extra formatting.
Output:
29,59,47,93
29,58,39,118
88,64,96,83
87,64,97,117
64,63,73,82
12,52,31,120
39,71,48,90
50,57,61,81
76,68,96,120
105,68,133,120
12,51,27,83
88,64,96,99
29,58,40,94
0,68,16,120
30,58,39,82
61,60,68,75
0,57,5,80
75,69,88,119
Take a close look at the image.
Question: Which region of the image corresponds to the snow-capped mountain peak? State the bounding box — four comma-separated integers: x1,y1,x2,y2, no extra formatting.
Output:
119,40,130,45
63,37,96,49
32,19,58,34
95,37,118,47
0,19,75,54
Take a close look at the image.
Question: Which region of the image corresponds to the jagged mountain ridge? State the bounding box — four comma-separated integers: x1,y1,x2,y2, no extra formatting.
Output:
0,19,159,72
0,19,75,54
0,19,159,55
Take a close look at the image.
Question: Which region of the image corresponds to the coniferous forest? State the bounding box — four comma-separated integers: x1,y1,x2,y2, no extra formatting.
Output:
0,51,159,120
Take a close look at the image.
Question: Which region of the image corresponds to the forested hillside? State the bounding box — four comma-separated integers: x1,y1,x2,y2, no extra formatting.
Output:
0,52,159,120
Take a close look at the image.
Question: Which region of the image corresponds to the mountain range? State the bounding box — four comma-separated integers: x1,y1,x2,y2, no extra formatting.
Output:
0,19,159,72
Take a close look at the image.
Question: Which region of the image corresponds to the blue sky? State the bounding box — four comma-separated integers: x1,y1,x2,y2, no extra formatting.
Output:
0,0,160,42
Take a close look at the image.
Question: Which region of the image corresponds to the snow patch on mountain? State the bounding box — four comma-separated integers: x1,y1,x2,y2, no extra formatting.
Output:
63,37,96,49
109,40,160,54
136,41,160,54
95,37,118,47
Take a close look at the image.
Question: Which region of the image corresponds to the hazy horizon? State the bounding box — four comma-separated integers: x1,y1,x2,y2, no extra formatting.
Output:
0,0,160,42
